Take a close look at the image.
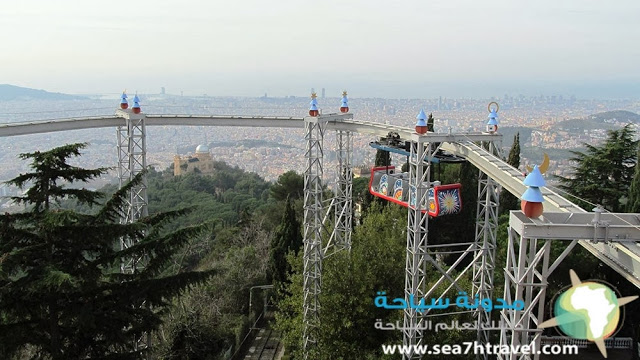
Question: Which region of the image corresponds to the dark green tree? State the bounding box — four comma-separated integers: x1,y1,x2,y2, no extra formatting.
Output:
427,113,435,132
401,159,409,173
374,149,391,167
500,133,521,214
275,204,407,359
268,197,302,286
270,170,304,201
352,176,374,217
556,125,637,212
627,143,640,213
0,143,213,360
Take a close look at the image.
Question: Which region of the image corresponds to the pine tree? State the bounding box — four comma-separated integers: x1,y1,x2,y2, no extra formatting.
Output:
374,149,391,167
401,159,409,173
627,143,640,212
500,133,521,214
270,171,304,201
427,113,435,132
0,143,213,359
456,161,478,244
556,125,637,212
268,197,302,287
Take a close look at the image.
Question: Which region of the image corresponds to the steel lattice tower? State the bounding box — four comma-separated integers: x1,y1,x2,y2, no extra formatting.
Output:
402,137,432,359
115,108,150,352
302,114,326,358
472,141,501,357
332,130,353,252
116,109,149,269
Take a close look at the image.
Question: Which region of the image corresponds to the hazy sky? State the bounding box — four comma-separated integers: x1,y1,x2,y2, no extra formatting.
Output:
2,0,639,98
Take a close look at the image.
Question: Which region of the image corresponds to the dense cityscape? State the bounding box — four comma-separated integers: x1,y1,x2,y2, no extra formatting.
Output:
3,0,640,358
1,90,638,190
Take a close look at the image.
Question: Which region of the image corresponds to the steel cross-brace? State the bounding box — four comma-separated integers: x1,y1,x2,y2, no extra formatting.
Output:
473,141,501,358
115,108,150,352
403,135,433,360
302,114,326,359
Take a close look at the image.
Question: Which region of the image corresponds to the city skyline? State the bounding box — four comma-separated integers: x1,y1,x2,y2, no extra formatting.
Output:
2,0,640,99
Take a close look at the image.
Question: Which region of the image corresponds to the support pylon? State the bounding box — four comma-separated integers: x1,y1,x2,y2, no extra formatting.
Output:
473,141,500,358
302,114,326,359
333,130,353,252
402,137,432,360
115,107,150,352
498,222,551,360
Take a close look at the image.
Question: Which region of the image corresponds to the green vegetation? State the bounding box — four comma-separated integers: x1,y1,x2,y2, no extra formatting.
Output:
4,122,640,360
375,148,391,167
556,124,637,212
276,204,407,359
549,124,640,341
628,149,640,213
268,197,303,287
146,164,294,359
0,144,213,359
500,132,521,214
276,159,481,359
270,170,304,202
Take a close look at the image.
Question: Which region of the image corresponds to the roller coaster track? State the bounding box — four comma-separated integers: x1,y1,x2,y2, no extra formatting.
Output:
440,141,640,288
250,329,281,360
1,115,638,288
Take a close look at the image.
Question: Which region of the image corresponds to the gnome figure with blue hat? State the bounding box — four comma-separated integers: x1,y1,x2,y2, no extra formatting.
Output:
521,165,545,218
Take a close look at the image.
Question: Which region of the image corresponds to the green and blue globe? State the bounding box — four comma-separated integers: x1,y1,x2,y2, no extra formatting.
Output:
553,282,619,341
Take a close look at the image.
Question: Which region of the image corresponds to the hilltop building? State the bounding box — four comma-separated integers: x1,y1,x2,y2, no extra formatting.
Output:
173,144,214,176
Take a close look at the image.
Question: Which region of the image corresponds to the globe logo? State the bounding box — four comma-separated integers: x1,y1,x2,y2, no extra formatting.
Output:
554,282,619,340
539,270,638,358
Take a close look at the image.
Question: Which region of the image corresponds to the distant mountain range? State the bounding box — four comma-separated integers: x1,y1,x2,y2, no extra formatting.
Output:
501,110,640,165
501,110,640,146
556,110,640,131
0,84,86,101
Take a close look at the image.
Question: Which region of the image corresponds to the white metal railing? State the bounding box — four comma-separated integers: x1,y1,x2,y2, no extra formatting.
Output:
540,336,633,349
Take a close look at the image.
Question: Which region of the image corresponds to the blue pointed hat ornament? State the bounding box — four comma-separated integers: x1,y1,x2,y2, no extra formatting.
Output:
120,91,128,109
415,109,428,134
521,186,544,203
486,102,499,133
416,109,427,126
309,92,319,116
132,94,141,113
520,161,549,218
340,90,349,113
487,111,498,125
523,165,545,187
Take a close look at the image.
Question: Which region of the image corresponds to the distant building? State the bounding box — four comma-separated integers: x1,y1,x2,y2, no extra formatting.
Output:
322,88,326,98
173,144,214,176
353,165,372,178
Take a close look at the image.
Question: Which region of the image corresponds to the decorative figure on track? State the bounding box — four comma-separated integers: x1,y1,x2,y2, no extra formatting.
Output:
415,109,428,134
486,102,499,133
120,91,128,109
309,92,319,116
340,91,349,113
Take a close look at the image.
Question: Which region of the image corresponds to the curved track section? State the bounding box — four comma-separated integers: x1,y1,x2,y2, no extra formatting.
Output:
441,141,640,288
0,114,638,288
0,115,305,136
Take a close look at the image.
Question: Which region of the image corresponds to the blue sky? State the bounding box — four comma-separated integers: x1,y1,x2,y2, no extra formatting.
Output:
2,0,639,98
